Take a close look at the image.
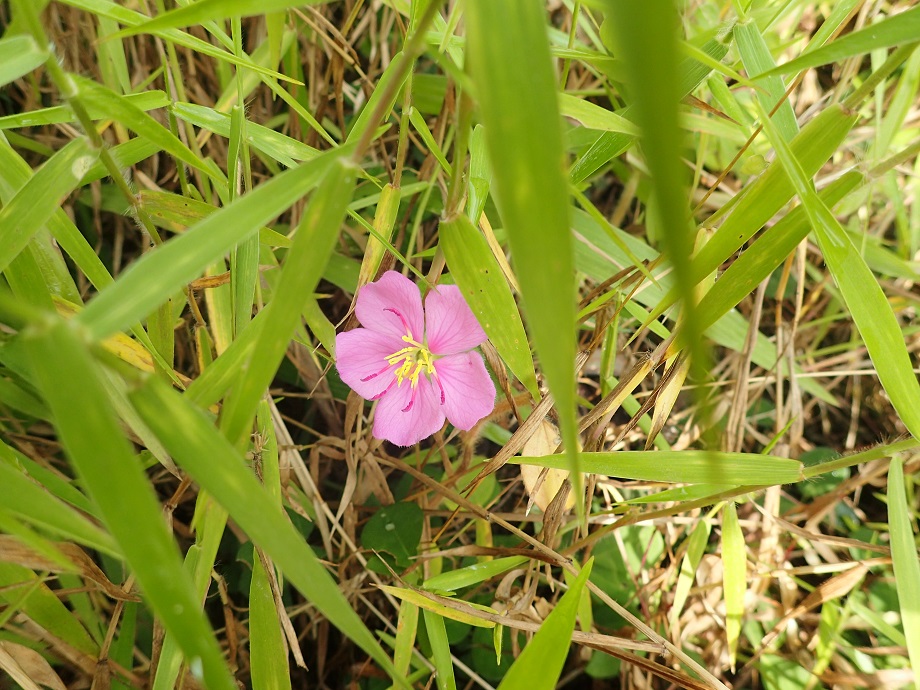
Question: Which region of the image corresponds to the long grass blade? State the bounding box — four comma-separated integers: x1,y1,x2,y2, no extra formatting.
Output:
465,0,579,499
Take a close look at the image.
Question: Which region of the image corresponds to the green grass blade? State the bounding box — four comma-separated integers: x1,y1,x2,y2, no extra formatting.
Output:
0,563,99,657
602,0,703,364
422,609,456,690
887,455,920,689
496,560,592,690
345,51,409,145
0,91,169,130
58,0,295,83
465,0,579,497
73,77,227,188
643,104,858,329
734,21,798,141
24,320,237,690
0,137,98,274
424,556,529,593
440,216,539,398
127,375,406,686
761,5,920,76
510,451,802,486
75,148,345,340
249,555,292,690
171,102,318,166
669,518,711,627
117,0,332,35
218,159,356,445
695,170,864,334
0,462,118,557
568,39,727,184
558,94,639,135
721,502,745,670
754,98,920,440
0,35,47,88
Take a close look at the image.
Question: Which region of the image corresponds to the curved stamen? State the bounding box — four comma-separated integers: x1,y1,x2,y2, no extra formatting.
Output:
383,307,414,337
401,385,416,413
432,367,446,405
360,362,393,382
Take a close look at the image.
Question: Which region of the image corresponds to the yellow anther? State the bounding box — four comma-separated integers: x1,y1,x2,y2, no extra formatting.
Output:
386,333,436,388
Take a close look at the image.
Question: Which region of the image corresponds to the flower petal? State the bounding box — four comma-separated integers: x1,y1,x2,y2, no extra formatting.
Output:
432,352,495,430
424,284,488,355
355,271,425,341
335,328,401,399
373,377,446,446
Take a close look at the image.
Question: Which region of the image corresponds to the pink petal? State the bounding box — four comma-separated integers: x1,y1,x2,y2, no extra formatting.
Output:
355,271,425,341
424,284,487,355
432,352,495,431
335,328,402,399
373,376,446,446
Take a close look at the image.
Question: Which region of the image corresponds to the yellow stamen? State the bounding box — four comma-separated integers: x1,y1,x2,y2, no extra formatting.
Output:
386,333,435,387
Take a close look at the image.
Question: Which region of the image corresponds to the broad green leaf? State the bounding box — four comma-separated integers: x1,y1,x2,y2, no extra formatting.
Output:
127,375,406,686
361,502,423,569
0,35,48,88
721,502,745,669
24,320,236,690
466,0,579,499
117,0,333,35
440,216,538,398
218,159,356,445
754,98,920,440
761,6,920,76
424,556,529,593
76,147,346,340
510,451,802,486
496,560,593,690
0,137,98,274
885,458,920,689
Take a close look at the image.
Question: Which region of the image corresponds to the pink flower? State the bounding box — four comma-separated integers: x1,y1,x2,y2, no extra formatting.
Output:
335,271,496,446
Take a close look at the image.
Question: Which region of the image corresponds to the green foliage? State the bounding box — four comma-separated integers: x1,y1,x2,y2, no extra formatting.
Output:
0,0,918,688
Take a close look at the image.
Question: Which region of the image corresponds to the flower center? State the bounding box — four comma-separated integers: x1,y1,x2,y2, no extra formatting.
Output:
386,333,435,387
